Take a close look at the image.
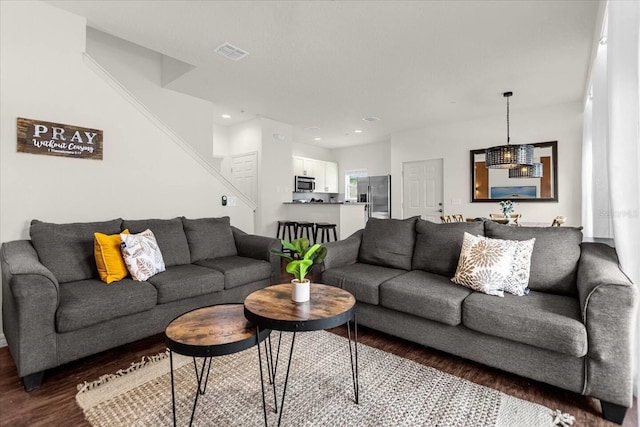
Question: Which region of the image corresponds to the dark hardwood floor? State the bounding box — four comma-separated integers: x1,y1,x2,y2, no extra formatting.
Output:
0,325,636,427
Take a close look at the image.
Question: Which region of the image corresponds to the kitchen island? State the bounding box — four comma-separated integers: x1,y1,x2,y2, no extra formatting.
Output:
283,202,366,240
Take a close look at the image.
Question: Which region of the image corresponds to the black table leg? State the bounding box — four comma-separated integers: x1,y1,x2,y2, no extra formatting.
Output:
347,313,360,404
170,350,176,427
189,357,212,426
257,327,269,427
277,331,297,427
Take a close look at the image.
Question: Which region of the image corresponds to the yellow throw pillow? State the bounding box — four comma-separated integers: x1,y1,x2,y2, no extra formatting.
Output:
94,229,129,284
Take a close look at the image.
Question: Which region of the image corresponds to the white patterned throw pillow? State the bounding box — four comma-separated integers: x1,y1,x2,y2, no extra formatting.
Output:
451,233,516,297
503,238,536,296
120,229,165,281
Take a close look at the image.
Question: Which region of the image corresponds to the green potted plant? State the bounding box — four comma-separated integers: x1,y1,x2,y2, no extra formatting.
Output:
272,238,327,302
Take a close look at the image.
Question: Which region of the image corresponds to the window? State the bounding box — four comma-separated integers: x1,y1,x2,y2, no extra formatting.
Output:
345,169,368,201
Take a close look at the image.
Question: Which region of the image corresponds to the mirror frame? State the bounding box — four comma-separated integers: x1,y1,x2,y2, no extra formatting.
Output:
470,140,558,203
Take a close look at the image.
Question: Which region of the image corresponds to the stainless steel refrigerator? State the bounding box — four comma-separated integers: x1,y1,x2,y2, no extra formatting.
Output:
357,175,391,220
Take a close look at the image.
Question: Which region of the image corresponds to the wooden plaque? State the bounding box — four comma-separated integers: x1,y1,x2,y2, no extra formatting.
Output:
17,117,103,160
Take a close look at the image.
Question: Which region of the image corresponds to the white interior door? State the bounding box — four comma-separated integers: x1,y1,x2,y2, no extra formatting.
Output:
231,152,258,203
402,159,443,222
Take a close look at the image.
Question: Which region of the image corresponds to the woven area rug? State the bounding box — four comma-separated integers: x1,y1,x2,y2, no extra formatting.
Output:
76,330,573,426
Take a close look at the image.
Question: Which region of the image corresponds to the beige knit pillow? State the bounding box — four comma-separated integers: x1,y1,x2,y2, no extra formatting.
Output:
120,229,166,281
451,232,516,297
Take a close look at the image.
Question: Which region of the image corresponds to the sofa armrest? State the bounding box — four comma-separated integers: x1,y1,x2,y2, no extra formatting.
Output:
576,242,638,406
321,229,363,271
1,240,60,378
231,227,281,284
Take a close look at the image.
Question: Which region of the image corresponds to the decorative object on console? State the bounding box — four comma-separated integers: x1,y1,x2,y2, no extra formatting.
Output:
499,200,514,217
120,229,166,281
272,238,326,302
484,92,534,169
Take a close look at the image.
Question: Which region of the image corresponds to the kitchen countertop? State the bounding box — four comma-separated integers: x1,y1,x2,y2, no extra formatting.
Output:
283,202,366,205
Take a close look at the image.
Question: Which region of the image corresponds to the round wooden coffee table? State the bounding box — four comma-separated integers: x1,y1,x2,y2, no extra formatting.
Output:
244,283,359,427
165,304,272,427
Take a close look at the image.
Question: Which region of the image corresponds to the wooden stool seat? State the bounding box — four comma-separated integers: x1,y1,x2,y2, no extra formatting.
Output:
315,222,338,243
277,220,298,242
296,221,315,242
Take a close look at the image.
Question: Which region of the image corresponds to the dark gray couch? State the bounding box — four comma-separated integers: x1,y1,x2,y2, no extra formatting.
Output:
1,216,280,391
319,217,637,424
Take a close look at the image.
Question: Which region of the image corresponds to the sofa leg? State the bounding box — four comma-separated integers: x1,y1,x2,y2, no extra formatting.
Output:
601,400,628,425
22,371,45,392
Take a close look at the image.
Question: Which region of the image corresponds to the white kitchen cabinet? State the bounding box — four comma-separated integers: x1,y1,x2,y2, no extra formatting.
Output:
292,156,339,193
324,161,338,193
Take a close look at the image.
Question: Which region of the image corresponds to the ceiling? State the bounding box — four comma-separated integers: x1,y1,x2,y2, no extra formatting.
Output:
46,1,600,149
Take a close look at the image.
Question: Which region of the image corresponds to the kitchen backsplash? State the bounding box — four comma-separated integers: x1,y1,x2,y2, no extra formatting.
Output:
292,192,344,203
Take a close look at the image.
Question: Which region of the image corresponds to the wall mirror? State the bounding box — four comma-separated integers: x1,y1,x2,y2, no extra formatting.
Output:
470,141,558,202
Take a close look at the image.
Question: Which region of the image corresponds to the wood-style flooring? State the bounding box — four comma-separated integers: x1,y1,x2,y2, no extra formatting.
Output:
0,324,636,427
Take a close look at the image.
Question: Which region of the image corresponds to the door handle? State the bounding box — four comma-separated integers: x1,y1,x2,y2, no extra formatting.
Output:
438,209,443,213
438,202,443,206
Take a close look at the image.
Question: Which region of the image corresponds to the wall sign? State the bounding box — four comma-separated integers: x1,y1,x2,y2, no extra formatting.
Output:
17,117,103,160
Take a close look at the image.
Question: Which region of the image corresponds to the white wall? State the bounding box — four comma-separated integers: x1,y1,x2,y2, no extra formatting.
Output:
292,142,334,162
0,1,255,338
85,28,220,171
391,102,583,226
333,140,391,193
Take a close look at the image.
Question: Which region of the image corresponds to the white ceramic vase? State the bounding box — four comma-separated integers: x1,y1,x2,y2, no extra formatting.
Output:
291,279,310,302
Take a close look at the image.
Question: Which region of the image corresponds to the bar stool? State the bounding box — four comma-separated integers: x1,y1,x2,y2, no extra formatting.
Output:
296,221,315,243
315,222,338,243
276,220,297,242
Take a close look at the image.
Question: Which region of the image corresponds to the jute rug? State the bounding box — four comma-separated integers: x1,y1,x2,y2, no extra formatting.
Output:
76,330,574,426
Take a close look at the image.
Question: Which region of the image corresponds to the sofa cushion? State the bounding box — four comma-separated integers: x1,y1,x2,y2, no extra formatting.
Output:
122,218,191,267
30,218,123,284
56,278,157,333
195,256,271,290
484,221,582,295
94,229,129,284
359,217,418,270
120,229,166,281
462,290,587,357
380,270,473,326
146,264,225,304
412,220,485,275
183,217,238,262
321,263,406,305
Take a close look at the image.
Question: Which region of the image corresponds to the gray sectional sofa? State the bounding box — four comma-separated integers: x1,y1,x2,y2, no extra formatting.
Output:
319,217,637,424
1,216,280,391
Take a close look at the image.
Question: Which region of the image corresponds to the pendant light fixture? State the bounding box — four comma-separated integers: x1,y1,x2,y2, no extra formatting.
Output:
485,92,534,169
508,162,543,178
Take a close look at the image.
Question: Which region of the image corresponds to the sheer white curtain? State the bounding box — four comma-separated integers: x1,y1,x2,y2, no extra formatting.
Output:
583,0,640,409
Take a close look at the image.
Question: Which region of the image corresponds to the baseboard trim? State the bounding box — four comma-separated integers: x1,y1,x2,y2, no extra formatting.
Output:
0,333,7,348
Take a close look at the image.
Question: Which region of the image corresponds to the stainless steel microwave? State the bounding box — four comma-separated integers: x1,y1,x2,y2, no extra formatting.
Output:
294,175,315,192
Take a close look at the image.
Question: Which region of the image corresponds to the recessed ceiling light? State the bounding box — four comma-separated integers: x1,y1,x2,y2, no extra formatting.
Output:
354,129,363,133
304,126,321,131
314,137,321,141
362,117,380,122
221,114,231,119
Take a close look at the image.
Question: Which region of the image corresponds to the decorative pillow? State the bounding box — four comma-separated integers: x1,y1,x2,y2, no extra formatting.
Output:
120,229,166,281
503,238,536,296
359,216,419,270
94,229,130,284
451,233,516,297
121,218,190,267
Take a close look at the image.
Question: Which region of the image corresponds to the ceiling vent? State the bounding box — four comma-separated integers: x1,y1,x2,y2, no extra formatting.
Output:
214,42,249,61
